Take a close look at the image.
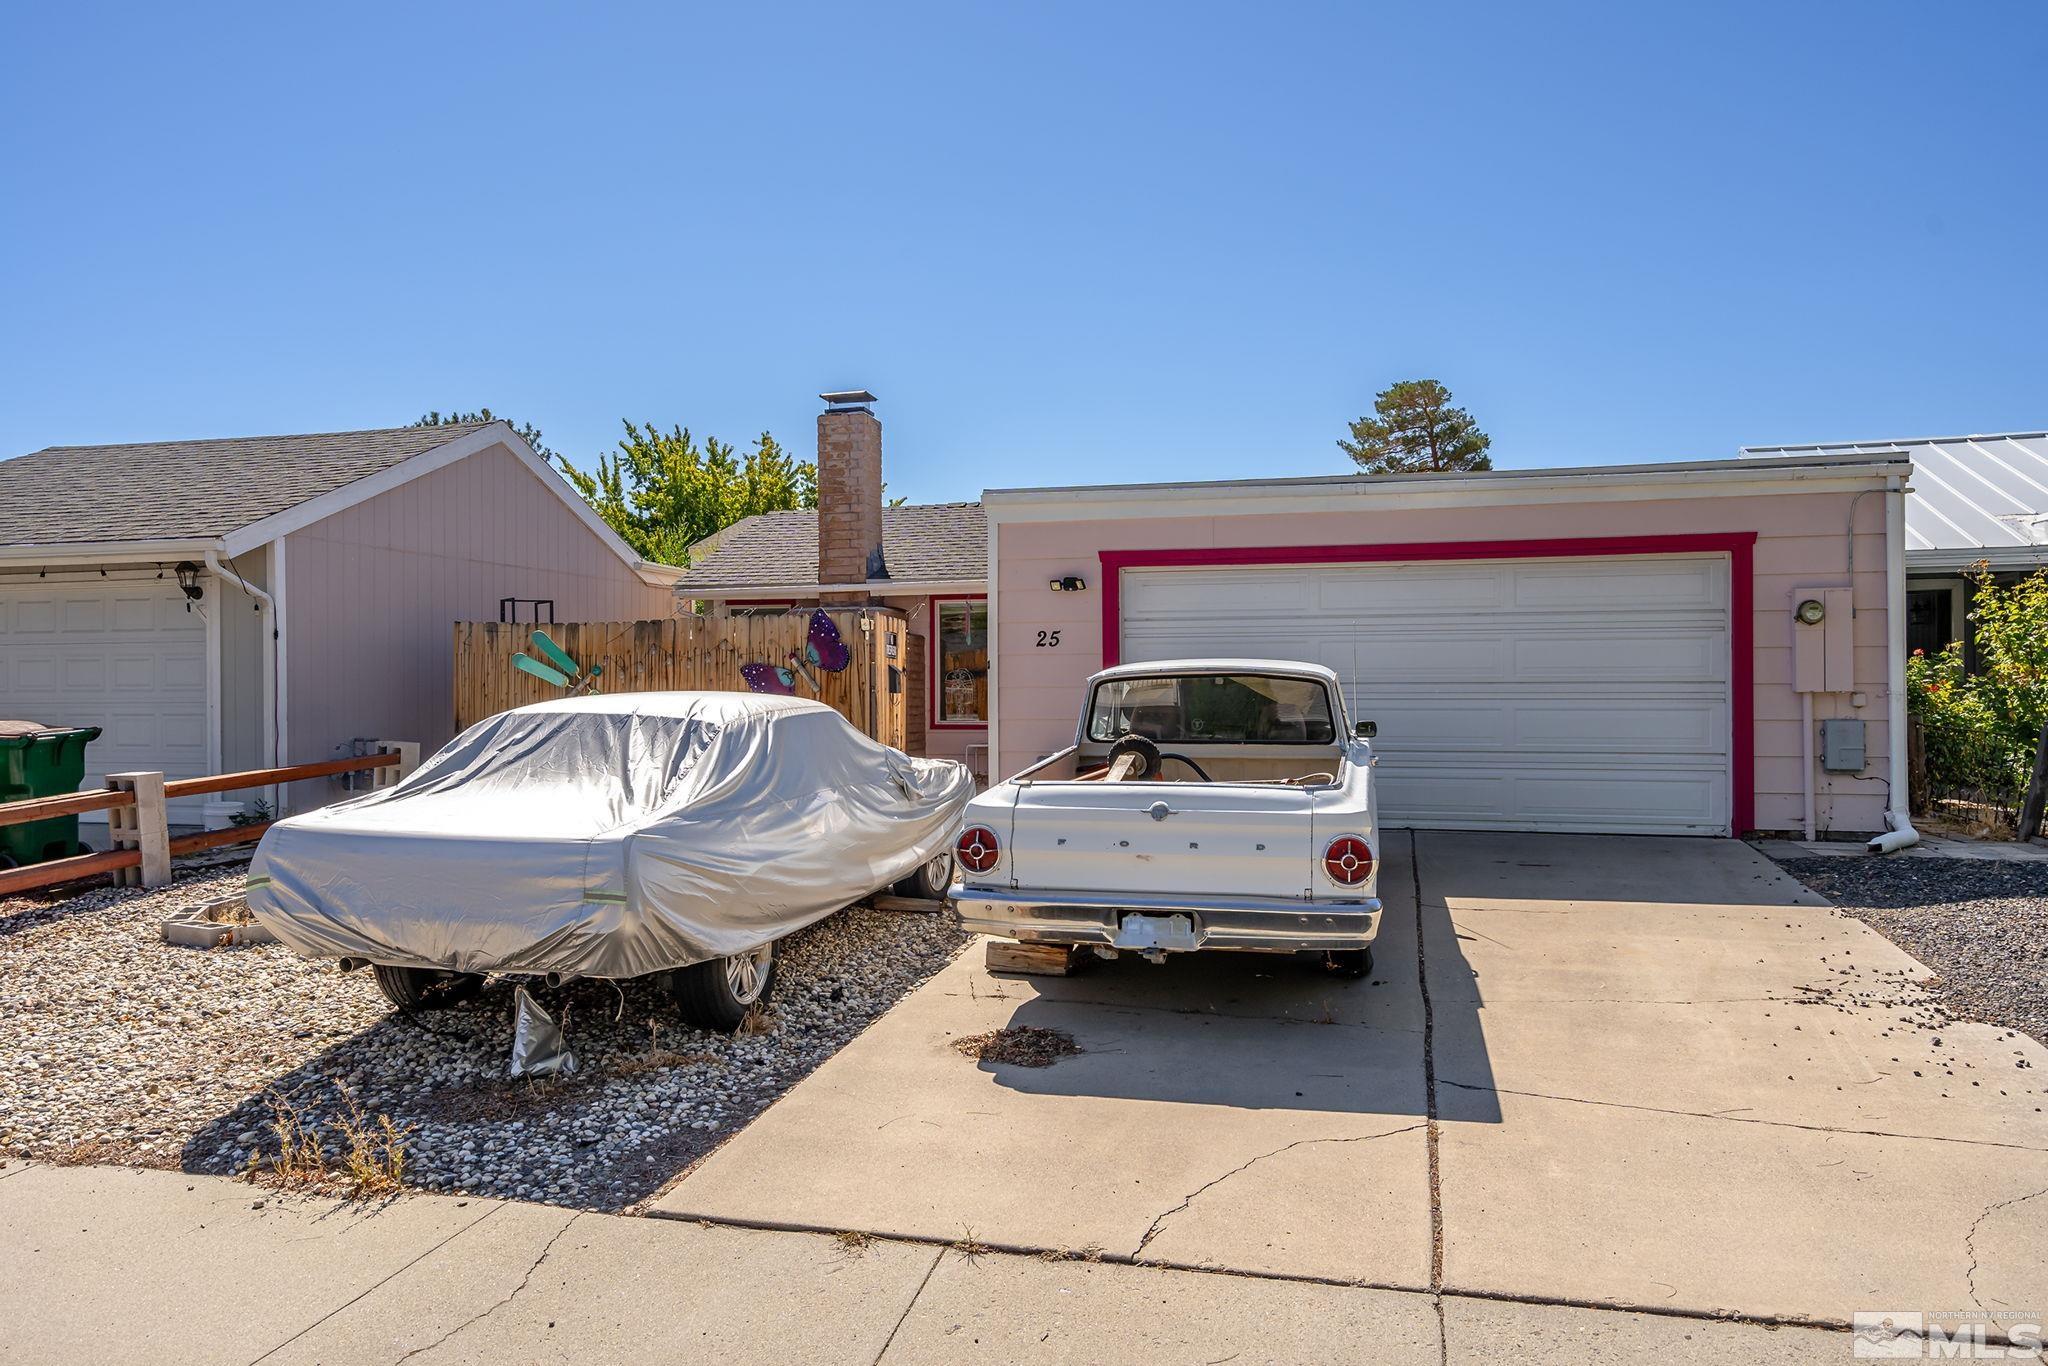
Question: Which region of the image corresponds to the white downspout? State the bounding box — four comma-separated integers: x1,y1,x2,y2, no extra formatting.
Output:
1868,474,1921,854
206,550,279,814
985,516,999,784
1801,693,1816,842
269,537,289,810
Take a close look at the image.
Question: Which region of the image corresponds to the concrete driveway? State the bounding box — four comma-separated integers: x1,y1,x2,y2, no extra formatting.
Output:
655,831,2048,1341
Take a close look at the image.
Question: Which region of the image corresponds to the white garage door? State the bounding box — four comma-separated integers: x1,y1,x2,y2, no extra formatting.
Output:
1119,555,1732,835
0,575,210,826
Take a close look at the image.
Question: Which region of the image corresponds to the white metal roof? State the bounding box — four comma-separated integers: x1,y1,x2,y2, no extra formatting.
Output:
1742,432,2048,568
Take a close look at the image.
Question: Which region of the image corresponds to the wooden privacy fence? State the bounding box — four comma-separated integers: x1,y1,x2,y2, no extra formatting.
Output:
0,749,414,898
454,610,911,750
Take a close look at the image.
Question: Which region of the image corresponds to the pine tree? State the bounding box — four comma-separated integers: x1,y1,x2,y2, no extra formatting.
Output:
1339,380,1492,474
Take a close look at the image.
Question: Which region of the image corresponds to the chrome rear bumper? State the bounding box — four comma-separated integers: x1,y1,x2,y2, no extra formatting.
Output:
949,885,1381,952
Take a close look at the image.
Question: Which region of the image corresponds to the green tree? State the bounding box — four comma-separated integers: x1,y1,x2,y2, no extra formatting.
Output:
1339,380,1493,474
557,422,817,566
413,408,560,466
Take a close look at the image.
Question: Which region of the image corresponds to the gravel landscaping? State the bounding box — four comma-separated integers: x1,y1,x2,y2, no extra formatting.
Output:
0,860,966,1211
1774,855,2048,1046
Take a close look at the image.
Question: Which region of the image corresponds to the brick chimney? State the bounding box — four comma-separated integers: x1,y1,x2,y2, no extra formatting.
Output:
817,390,887,604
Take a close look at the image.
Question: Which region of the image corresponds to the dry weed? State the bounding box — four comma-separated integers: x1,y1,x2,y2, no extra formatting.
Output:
261,1089,329,1189
951,1025,1080,1068
252,1083,410,1198
611,1048,717,1078
199,899,257,925
332,1087,407,1197
52,1136,137,1167
1037,1244,1107,1263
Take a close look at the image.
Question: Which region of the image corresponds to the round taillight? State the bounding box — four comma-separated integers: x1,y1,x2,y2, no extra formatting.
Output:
1323,836,1373,887
956,825,1001,875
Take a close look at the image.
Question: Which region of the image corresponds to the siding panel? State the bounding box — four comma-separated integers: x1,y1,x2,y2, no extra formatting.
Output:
280,444,670,806
993,487,1898,836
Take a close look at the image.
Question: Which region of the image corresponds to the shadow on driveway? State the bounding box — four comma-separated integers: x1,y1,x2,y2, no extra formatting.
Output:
964,830,1502,1123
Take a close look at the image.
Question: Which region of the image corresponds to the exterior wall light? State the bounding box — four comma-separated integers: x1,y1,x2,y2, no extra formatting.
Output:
174,561,204,602
1049,576,1086,593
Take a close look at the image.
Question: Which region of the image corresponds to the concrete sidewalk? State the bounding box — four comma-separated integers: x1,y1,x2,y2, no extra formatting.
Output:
1,1162,1843,1364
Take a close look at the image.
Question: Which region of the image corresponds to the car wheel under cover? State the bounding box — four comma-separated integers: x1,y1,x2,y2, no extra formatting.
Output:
895,850,953,900
671,941,777,1032
372,965,487,1010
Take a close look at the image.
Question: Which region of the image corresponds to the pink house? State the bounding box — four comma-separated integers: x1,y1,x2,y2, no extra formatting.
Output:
984,453,1917,841
0,421,679,826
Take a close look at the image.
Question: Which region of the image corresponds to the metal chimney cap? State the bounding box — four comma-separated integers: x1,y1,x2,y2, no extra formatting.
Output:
820,390,878,410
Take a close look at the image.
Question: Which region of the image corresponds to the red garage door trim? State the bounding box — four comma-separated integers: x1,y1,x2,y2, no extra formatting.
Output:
1097,533,1758,836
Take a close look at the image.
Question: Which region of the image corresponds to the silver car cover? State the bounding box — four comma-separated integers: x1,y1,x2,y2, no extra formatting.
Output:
246,693,974,980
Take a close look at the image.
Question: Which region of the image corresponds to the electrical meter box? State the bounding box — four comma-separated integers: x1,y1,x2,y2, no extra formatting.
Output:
1819,718,1866,773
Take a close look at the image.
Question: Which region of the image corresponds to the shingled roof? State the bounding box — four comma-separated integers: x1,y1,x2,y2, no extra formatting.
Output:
0,422,496,547
678,501,986,591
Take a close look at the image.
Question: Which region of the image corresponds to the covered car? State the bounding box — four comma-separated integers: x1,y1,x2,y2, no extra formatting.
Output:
246,692,973,1028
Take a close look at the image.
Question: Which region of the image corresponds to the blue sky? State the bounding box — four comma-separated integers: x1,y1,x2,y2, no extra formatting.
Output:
3,2,2042,505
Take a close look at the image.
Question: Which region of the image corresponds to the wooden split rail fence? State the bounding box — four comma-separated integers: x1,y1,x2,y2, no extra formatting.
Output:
0,749,415,898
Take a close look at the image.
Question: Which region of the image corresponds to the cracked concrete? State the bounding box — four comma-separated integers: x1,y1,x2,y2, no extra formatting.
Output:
385,1211,584,1363
0,1164,509,1366
1130,1124,1428,1258
1964,1185,2048,1321
260,1195,938,1365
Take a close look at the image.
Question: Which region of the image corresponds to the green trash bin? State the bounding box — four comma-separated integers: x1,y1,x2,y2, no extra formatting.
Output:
0,721,105,869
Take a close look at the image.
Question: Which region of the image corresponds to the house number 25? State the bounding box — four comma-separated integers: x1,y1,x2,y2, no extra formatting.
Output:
1036,629,1062,648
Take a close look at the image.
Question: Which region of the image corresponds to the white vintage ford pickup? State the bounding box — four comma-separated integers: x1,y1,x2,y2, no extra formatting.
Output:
949,659,1382,975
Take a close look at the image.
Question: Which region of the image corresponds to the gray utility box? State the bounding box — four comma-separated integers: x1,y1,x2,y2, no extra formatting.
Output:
1820,718,1866,773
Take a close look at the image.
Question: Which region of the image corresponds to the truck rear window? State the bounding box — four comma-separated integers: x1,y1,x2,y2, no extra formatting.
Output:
1086,674,1337,745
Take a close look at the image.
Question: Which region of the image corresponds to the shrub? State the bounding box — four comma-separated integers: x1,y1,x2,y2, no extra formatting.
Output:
1907,567,2048,814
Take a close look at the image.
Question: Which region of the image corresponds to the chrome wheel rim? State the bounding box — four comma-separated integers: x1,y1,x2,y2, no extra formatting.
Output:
724,943,773,1005
924,852,951,888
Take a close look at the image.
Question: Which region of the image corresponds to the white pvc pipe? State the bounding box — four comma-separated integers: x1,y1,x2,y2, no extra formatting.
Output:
1869,477,1921,854
205,550,280,813
1801,692,1816,842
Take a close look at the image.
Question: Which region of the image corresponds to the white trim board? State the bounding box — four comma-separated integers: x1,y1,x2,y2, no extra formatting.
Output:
0,540,216,566
982,455,1912,523
1906,546,2048,573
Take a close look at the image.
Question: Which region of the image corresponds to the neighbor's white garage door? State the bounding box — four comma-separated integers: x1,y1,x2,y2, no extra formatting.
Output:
0,575,209,826
1120,555,1732,835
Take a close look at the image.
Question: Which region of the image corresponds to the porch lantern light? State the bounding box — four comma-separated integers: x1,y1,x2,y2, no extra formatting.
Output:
174,561,204,602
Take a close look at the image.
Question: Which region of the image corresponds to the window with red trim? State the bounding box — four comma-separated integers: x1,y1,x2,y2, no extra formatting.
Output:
936,599,988,723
